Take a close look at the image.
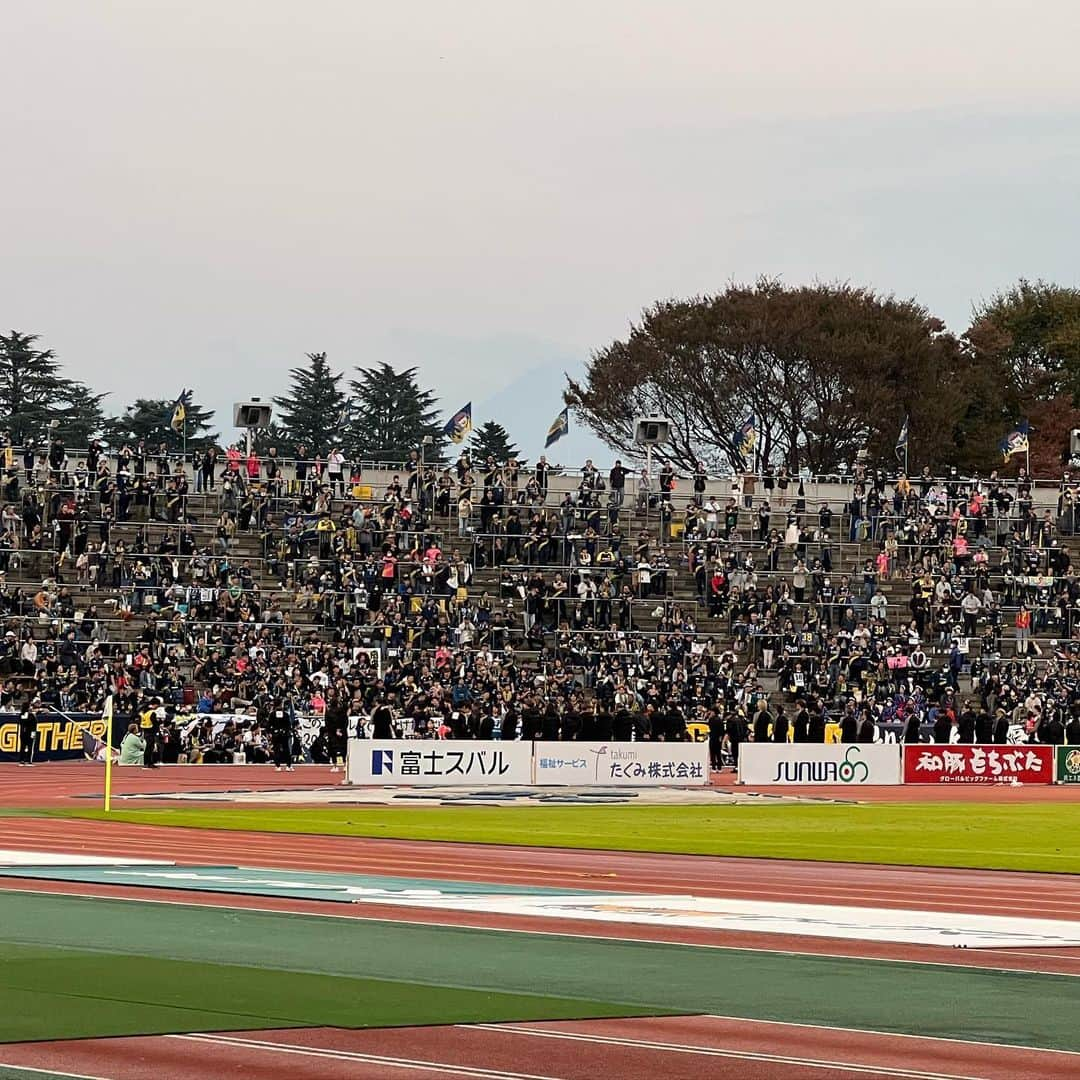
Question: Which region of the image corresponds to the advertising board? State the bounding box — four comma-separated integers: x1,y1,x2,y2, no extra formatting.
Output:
532,741,709,786
346,739,533,786
1054,745,1080,785
903,744,1054,785
737,743,901,785
0,711,127,763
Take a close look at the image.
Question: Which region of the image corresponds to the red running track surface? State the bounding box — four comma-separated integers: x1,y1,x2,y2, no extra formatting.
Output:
2,1017,1079,1080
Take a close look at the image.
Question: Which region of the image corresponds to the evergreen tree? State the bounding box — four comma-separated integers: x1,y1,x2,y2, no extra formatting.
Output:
346,363,443,463
102,398,217,451
470,420,519,463
0,331,106,447
272,352,348,455
250,422,292,456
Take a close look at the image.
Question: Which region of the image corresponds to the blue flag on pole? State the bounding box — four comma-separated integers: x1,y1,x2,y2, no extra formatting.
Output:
545,407,569,448
443,402,473,444
734,414,757,467
999,420,1030,462
169,390,191,434
895,415,909,463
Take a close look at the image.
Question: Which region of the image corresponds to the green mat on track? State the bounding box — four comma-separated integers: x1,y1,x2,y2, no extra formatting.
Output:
0,1071,97,1080
2,891,1080,1050
0,942,652,1043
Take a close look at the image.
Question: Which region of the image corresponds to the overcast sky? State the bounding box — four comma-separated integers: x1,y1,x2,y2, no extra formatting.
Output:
4,1,1079,462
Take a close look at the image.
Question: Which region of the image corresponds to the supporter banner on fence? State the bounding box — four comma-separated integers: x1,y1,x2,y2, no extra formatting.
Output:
0,711,127,763
346,739,533,786
737,743,901,786
903,744,1054,785
532,741,709,786
1055,746,1080,785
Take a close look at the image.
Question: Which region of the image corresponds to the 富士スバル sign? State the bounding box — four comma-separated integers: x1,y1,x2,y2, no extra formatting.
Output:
532,741,709,786
346,739,533,786
903,744,1053,785
1056,746,1080,784
737,743,901,785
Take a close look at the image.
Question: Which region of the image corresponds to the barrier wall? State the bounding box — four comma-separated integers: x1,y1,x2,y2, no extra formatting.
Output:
533,741,709,786
345,739,709,786
737,743,901,786
903,744,1054,785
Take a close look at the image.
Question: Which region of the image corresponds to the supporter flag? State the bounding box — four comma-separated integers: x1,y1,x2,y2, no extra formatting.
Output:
545,407,569,448
169,390,192,434
895,415,909,464
284,512,321,542
443,402,473,444
734,414,757,467
999,419,1030,462
333,399,352,429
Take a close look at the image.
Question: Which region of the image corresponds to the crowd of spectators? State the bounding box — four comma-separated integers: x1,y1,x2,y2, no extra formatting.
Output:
4,431,1080,767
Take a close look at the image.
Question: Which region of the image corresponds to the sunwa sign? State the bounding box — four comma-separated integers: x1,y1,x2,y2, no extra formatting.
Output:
737,743,902,785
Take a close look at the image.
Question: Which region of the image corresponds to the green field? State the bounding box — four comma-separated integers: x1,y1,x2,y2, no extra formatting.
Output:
4,891,1080,1049
44,802,1080,873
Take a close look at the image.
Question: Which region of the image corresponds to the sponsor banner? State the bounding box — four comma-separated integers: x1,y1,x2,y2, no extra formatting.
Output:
0,711,128,763
903,744,1054,785
1055,746,1080,785
346,739,533,786
532,741,709,786
737,743,901,786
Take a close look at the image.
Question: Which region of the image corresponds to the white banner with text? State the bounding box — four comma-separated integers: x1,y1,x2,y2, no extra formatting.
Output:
737,743,902,786
346,739,533,786
532,741,709,786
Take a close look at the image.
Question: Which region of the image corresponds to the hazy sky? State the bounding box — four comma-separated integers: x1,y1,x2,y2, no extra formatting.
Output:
4,1,1079,461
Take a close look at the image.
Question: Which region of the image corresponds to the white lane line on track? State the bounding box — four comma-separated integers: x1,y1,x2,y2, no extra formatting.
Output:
168,1033,565,1079
0,1064,114,1080
698,1015,1080,1059
2,885,1079,979
461,1024,989,1079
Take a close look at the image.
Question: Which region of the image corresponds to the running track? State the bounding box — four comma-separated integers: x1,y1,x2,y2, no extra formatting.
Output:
2,763,1080,1079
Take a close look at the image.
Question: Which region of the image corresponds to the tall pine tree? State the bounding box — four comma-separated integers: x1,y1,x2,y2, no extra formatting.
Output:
273,352,348,455
470,420,519,463
346,363,443,463
0,331,106,447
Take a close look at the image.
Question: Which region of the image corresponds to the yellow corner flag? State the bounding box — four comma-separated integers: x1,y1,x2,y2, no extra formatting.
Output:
103,695,114,813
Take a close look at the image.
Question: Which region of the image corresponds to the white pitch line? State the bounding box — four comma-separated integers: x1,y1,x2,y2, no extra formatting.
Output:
169,1033,567,1079
461,1024,990,1080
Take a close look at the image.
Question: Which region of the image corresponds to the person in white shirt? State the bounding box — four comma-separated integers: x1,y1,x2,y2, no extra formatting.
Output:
327,448,345,497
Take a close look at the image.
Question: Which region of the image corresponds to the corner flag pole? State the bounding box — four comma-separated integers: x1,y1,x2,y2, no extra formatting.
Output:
103,695,114,813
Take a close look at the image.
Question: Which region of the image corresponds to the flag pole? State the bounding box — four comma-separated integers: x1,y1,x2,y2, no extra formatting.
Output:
103,695,113,813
